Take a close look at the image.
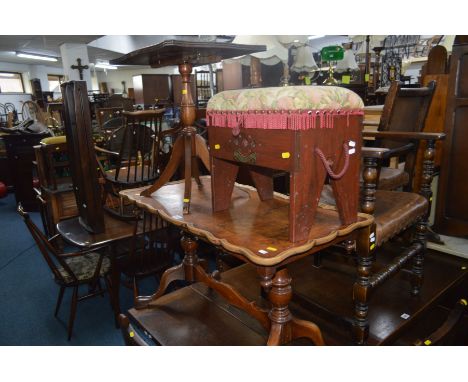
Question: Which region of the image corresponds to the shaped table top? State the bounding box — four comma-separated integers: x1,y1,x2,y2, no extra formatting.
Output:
110,39,266,68
120,176,373,266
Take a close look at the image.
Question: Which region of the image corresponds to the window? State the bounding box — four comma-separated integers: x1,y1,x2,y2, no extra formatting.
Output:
48,74,64,92
0,72,24,93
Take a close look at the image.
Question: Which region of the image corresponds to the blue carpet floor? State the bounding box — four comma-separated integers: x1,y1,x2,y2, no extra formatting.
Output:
0,193,142,345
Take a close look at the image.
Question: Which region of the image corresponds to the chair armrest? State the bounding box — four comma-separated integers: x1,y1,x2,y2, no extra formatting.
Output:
95,145,120,157
58,244,108,259
361,147,390,159
383,143,416,159
362,131,446,141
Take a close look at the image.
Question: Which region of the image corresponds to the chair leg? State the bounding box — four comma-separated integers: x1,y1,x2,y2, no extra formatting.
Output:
67,286,79,341
55,286,65,317
411,218,427,296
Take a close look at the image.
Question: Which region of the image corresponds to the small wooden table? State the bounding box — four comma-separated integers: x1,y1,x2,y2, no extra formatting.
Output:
56,213,136,324
120,176,374,345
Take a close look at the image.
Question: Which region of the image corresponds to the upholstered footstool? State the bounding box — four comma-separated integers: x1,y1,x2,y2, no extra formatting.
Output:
207,86,364,242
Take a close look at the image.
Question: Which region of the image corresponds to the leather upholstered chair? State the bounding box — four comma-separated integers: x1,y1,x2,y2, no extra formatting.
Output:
318,128,445,344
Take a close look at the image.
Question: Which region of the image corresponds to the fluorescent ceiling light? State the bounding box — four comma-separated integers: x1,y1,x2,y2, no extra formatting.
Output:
0,73,15,77
16,52,58,62
308,35,325,40
95,63,118,70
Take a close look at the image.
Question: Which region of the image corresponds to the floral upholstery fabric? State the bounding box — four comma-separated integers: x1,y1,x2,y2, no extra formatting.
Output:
57,252,110,284
207,85,364,111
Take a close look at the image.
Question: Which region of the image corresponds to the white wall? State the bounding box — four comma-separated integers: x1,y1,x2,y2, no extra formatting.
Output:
95,66,178,94
0,61,64,97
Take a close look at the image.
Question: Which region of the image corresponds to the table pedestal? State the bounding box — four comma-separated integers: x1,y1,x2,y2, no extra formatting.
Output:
135,233,324,345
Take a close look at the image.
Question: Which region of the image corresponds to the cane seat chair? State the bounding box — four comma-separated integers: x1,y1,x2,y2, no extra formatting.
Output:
17,204,112,340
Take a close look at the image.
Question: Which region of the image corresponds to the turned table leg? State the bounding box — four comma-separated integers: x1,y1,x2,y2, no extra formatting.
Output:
135,233,200,308
352,223,376,344
264,267,324,346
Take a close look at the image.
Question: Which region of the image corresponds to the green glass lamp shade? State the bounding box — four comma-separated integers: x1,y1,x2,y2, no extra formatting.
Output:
321,46,344,62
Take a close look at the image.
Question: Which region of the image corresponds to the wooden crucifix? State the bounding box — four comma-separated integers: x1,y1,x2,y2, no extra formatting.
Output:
71,58,89,80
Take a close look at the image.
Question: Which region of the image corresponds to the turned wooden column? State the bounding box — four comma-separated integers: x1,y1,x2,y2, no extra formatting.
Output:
410,140,434,295
179,62,196,127
353,223,375,345
180,234,199,282
361,156,378,215
266,268,293,345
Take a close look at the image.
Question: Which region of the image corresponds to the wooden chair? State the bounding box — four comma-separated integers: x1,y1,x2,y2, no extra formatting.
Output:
96,107,124,129
34,136,78,237
95,109,168,217
316,128,445,343
120,209,179,301
365,80,436,191
17,204,112,340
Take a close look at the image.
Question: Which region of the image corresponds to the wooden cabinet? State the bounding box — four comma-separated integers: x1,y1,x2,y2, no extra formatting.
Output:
3,133,49,211
132,74,171,107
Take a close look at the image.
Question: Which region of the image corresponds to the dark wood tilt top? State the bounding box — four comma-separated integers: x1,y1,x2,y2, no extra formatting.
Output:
110,40,266,68
56,213,135,248
120,176,374,267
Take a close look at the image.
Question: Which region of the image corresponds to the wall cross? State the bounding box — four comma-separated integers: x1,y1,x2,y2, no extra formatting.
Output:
71,58,89,80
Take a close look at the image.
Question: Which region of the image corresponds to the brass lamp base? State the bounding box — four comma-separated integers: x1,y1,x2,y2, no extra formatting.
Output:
323,75,339,86
323,65,339,86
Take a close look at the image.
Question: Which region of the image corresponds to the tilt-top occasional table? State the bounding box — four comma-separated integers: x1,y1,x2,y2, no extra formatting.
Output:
120,177,374,345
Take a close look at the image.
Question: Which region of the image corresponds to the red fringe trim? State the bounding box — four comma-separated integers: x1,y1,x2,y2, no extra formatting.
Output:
206,109,363,131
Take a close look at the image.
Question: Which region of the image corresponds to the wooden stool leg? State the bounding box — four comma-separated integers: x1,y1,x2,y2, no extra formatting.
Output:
352,224,375,345
211,157,239,212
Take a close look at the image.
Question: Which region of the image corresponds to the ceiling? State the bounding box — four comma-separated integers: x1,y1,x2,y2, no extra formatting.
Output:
0,35,236,69
0,35,350,70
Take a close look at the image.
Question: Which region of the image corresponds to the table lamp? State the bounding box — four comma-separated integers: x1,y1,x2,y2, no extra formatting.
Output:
321,45,344,85
336,43,359,83
291,45,319,73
